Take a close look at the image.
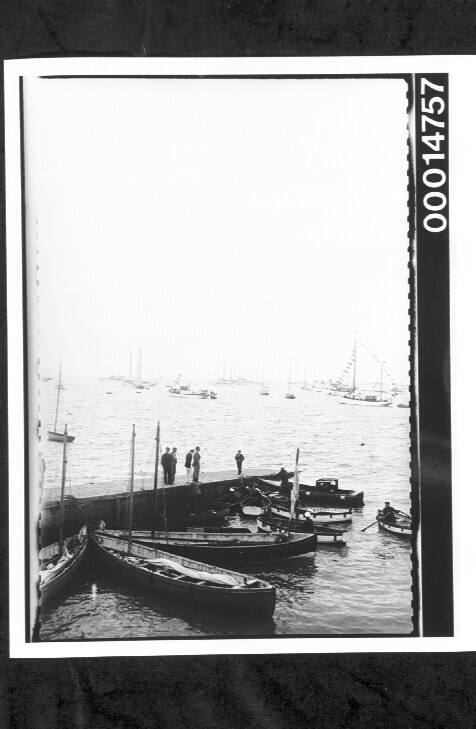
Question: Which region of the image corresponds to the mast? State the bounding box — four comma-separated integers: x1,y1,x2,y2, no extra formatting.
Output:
127,424,136,553
162,431,168,539
136,349,143,385
289,447,300,524
352,337,357,392
151,420,160,539
53,362,62,433
58,423,68,547
380,362,384,401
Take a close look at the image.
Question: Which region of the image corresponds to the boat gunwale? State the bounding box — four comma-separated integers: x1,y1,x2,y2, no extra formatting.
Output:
92,532,275,591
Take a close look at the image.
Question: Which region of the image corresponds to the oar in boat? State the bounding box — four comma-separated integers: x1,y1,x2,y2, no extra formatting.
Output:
361,519,379,532
396,509,411,520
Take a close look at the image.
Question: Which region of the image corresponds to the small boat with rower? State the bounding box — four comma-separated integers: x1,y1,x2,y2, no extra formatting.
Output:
257,515,346,545
376,508,412,537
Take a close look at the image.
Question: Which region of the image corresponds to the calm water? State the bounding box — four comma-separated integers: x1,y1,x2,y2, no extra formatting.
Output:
39,378,413,639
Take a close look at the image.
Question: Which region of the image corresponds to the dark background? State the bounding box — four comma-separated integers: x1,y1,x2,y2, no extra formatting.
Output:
0,1,472,726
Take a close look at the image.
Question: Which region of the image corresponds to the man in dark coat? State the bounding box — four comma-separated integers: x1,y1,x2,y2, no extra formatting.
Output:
170,447,177,484
184,449,193,483
277,467,291,494
161,447,171,484
381,501,397,524
192,446,201,483
235,450,244,475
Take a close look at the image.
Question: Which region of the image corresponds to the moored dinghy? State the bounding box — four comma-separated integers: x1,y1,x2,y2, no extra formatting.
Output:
40,529,88,603
257,515,347,546
40,426,87,603
102,528,317,565
269,497,353,524
90,532,276,615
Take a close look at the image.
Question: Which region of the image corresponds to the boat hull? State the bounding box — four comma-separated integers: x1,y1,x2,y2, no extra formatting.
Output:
90,533,276,615
128,532,317,564
377,511,412,538
257,478,364,508
40,536,88,604
257,516,346,545
338,397,392,407
48,431,75,443
270,501,353,524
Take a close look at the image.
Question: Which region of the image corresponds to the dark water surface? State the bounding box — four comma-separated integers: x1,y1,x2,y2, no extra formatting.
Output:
39,379,412,639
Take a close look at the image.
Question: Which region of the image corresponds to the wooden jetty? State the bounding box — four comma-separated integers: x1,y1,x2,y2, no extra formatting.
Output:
40,468,283,547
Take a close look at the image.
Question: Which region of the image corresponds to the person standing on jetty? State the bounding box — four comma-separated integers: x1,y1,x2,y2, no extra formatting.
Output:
235,450,244,475
170,447,178,484
161,447,171,484
185,449,193,483
192,446,201,483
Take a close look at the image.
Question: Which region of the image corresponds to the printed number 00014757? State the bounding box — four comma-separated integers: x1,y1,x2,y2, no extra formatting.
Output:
420,77,447,233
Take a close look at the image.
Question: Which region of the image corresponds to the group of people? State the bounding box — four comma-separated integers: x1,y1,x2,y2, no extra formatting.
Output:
161,446,201,484
160,447,245,484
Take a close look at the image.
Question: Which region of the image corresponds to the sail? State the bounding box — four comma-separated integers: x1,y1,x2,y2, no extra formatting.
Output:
290,448,300,520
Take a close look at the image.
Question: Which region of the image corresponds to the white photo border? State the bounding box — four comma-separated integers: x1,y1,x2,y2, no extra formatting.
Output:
5,56,469,658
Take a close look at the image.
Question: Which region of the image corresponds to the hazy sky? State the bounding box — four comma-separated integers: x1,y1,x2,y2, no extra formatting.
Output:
24,76,410,383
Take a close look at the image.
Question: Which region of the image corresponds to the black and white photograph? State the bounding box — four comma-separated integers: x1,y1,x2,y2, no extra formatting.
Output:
5,57,462,654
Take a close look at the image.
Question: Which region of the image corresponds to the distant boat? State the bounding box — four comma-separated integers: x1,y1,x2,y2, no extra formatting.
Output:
210,391,218,400
48,364,75,442
260,372,270,395
337,337,392,407
285,367,296,399
134,349,145,389
40,427,87,603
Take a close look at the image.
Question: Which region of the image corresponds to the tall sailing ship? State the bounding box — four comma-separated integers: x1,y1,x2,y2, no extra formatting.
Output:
336,338,393,407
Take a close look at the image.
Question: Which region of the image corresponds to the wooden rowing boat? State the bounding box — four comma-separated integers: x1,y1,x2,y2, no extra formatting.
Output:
269,497,353,524
257,515,346,545
100,528,317,565
40,426,86,603
90,532,276,615
40,530,88,604
376,509,412,537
